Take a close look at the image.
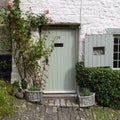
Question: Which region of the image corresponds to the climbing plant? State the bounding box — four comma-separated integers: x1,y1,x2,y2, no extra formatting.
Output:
0,0,55,89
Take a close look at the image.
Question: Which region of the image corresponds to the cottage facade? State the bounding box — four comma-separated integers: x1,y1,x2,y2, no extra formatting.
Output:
1,0,120,93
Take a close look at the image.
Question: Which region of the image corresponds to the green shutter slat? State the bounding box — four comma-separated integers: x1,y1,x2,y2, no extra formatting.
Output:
85,34,113,67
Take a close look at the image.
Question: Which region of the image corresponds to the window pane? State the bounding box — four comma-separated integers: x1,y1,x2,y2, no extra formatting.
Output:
119,38,120,43
113,36,120,68
119,61,120,68
119,45,120,52
119,53,120,60
114,38,118,44
113,61,117,68
114,45,118,52
114,53,118,60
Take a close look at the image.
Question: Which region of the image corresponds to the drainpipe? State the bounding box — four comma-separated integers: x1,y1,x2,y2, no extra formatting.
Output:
78,0,83,62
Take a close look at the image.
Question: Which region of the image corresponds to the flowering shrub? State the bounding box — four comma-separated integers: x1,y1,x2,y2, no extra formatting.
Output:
45,9,50,14
0,0,55,89
8,1,14,6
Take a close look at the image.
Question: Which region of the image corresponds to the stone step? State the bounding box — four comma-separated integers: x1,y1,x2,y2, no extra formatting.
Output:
42,97,79,107
43,93,77,98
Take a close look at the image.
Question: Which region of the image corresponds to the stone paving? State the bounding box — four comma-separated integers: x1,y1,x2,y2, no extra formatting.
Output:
4,96,81,120
4,96,120,120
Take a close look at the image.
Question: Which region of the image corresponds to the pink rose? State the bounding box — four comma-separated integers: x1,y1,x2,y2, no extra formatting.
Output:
8,1,13,6
45,9,50,14
6,11,11,15
50,18,54,23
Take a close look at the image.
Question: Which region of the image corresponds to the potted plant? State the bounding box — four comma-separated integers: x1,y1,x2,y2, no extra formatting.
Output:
77,87,95,107
12,80,27,99
25,85,42,102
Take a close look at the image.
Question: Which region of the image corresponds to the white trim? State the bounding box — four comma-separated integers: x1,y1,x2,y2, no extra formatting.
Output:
43,93,77,98
43,90,76,94
112,68,120,70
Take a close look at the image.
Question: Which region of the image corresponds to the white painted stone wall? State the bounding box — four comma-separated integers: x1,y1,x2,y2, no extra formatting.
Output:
11,0,120,80
11,0,81,81
79,0,120,60
20,0,81,23
81,0,120,37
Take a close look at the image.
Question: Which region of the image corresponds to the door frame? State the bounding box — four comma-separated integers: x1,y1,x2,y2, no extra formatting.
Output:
41,24,80,93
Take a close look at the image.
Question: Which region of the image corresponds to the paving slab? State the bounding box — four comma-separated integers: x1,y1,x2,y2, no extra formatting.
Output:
4,97,120,120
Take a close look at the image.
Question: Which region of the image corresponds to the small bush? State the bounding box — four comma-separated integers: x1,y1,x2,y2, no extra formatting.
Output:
21,80,27,89
29,85,40,91
0,80,14,118
76,62,120,109
12,81,20,91
12,80,27,90
79,87,91,96
6,82,14,95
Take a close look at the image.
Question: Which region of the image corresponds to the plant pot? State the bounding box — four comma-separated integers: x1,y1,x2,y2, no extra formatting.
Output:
77,86,95,107
25,90,42,102
78,93,95,107
15,91,24,99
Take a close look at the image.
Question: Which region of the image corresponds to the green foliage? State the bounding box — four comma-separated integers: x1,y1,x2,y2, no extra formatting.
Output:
26,12,49,29
0,80,6,87
0,9,6,23
0,0,55,90
0,60,8,70
82,106,120,120
76,62,120,109
12,80,27,90
79,87,91,96
21,80,27,89
12,81,20,90
29,85,41,91
6,82,14,95
0,80,14,118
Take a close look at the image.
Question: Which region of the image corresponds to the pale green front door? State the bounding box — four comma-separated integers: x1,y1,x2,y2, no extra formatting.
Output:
44,28,76,93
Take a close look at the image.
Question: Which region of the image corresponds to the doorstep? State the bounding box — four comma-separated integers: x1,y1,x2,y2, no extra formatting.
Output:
42,93,79,107
43,93,77,98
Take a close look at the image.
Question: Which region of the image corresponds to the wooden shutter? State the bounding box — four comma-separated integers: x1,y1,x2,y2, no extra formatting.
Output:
85,34,113,67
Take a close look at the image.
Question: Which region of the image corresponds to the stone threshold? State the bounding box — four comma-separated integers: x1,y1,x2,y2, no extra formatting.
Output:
43,93,77,98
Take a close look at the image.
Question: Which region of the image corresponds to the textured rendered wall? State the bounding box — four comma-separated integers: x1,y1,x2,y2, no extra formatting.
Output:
20,0,81,23
19,0,120,35
79,0,120,60
11,0,81,81
11,0,120,80
81,0,120,36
